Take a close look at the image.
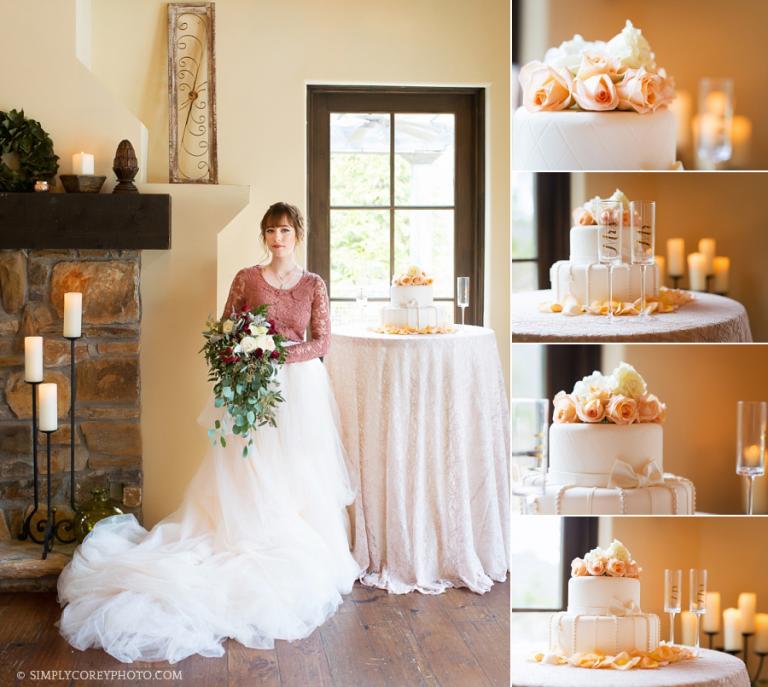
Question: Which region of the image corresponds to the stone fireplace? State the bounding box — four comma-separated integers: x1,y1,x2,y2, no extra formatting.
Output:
0,249,143,539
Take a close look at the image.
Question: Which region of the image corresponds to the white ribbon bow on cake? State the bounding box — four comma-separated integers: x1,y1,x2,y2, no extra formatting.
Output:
609,598,642,617
607,459,663,489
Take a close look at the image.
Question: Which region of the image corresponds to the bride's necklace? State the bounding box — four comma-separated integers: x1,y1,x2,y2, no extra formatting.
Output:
270,265,300,290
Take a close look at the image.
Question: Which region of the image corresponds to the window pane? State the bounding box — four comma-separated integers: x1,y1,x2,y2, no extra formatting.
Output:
511,344,545,399
330,113,390,206
511,516,563,609
330,300,386,328
394,114,454,206
394,210,454,298
330,210,390,299
512,171,536,259
512,261,538,292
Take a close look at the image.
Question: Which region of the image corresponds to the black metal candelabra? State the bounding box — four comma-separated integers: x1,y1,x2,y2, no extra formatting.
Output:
66,335,80,513
670,274,682,289
18,380,41,544
710,632,766,686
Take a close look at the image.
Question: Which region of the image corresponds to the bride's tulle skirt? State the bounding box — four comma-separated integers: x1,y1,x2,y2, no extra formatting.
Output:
57,359,361,664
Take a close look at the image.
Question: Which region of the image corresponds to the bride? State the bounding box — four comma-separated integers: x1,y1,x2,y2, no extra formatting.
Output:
57,202,361,664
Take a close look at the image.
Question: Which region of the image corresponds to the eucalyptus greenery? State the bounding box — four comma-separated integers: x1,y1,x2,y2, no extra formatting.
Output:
201,304,288,457
0,109,59,192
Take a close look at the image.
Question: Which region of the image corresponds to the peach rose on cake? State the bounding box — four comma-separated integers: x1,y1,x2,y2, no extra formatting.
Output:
573,73,619,111
638,394,665,423
575,52,616,81
617,67,665,114
606,558,627,577
576,397,606,423
553,391,578,424
520,61,574,112
571,557,588,577
585,554,607,576
606,395,639,424
412,275,425,285
626,561,641,578
572,206,595,226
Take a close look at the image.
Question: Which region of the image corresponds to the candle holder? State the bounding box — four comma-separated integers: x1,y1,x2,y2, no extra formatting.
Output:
726,649,742,657
40,429,56,560
65,336,80,515
670,274,683,289
753,651,768,686
705,631,718,650
706,274,714,292
18,380,42,543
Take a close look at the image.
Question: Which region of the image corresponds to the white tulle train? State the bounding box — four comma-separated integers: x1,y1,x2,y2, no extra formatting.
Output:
57,359,361,664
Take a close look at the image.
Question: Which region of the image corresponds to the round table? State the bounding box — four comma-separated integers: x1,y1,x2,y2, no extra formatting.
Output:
511,649,749,687
325,324,509,595
511,290,752,342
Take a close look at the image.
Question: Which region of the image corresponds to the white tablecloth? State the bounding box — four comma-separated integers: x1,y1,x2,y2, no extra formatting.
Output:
512,290,752,342
325,324,510,594
511,649,749,687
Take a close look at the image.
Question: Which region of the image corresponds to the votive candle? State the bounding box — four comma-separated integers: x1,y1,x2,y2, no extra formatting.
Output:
723,608,743,651
667,239,685,276
712,257,730,293
702,592,721,632
739,593,757,633
24,336,43,382
38,383,58,432
63,292,83,338
687,253,707,291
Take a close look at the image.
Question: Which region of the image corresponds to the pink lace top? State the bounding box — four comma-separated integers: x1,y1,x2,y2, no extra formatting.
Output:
221,266,330,364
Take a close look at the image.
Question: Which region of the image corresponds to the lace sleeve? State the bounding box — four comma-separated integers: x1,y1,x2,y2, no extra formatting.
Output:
286,276,331,364
221,269,247,320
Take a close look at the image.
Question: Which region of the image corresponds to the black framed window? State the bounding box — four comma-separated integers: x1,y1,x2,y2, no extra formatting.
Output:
307,86,485,325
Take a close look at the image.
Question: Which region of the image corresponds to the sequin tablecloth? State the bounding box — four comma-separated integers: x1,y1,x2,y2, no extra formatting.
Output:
511,649,749,687
511,290,752,342
325,325,510,594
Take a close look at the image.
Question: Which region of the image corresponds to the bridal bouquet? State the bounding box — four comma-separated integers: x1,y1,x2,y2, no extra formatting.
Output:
201,305,288,455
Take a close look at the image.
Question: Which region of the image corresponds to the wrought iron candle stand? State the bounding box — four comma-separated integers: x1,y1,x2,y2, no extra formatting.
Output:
706,274,714,293
18,380,41,543
40,428,56,559
670,274,682,289
65,335,81,517
711,632,766,686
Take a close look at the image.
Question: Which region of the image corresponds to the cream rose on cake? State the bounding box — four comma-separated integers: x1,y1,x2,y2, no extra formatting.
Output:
575,540,638,578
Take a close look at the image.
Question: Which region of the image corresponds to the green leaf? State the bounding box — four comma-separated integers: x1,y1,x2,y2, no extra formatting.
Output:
214,419,221,429
220,436,227,448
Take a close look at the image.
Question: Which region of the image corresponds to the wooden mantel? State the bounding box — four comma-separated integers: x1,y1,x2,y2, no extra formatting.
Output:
0,193,172,249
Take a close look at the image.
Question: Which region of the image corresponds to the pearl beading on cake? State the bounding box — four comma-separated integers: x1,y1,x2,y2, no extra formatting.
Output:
551,612,657,656
550,478,693,515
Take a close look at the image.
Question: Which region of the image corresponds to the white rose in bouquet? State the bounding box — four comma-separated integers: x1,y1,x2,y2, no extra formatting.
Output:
222,320,234,334
254,334,276,352
239,336,259,354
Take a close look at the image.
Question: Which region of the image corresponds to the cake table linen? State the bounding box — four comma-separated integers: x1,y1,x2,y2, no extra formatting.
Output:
325,324,510,594
511,649,749,687
511,290,752,342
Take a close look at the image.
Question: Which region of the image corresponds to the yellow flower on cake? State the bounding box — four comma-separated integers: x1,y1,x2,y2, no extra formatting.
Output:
610,362,647,399
406,266,421,277
606,539,631,563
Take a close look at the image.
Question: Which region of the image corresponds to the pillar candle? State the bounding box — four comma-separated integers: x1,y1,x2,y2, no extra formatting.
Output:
702,592,721,632
72,152,94,175
670,90,692,151
739,593,757,633
63,292,83,338
698,238,716,274
687,253,707,291
667,239,685,276
755,614,768,653
712,257,730,293
681,611,698,646
724,608,743,650
38,383,57,432
655,255,666,287
24,336,43,383
732,115,752,169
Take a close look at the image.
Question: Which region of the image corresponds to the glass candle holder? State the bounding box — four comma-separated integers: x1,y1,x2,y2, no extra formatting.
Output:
697,78,734,166
737,401,767,515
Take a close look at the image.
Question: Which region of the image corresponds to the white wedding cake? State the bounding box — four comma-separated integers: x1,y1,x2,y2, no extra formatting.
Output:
524,363,695,514
379,266,447,331
549,541,660,657
550,190,660,309
513,21,677,171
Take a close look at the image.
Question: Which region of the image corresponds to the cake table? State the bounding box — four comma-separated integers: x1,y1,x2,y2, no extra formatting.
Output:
511,290,752,342
511,649,749,687
324,324,509,594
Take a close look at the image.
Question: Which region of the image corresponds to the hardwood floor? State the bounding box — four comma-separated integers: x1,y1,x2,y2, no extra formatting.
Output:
0,581,508,687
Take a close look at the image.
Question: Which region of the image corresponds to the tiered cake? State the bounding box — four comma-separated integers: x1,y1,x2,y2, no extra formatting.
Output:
513,21,677,170
549,540,660,656
380,266,446,330
550,190,660,308
524,363,695,514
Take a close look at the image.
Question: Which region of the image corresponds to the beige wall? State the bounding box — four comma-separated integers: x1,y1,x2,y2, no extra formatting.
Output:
523,0,768,168
4,0,509,526
602,345,768,514
609,516,768,671
578,173,768,341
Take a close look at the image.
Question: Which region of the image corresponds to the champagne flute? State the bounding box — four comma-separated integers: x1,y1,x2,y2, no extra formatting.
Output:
630,200,656,316
457,277,469,326
511,399,548,513
664,569,682,645
355,285,368,324
596,200,623,320
689,569,708,652
737,401,767,515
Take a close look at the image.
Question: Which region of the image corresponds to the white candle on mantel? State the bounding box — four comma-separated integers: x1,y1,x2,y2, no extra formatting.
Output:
739,592,757,633
681,611,698,646
698,238,716,274
72,152,94,175
24,336,43,383
703,592,721,632
655,255,667,287
732,115,752,169
38,383,58,432
667,238,685,276
755,614,768,652
687,253,707,291
712,257,730,293
724,608,743,650
63,292,83,338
